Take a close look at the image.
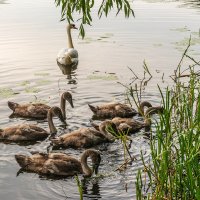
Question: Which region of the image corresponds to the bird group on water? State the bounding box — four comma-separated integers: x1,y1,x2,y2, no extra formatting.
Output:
0,24,163,178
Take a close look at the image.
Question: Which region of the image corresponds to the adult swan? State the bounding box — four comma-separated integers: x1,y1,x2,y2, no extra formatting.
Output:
57,24,78,66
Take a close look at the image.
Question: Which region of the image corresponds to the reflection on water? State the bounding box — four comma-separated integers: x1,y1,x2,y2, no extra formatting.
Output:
82,179,101,199
144,0,200,8
0,0,8,4
0,0,200,199
0,139,42,146
180,0,200,9
57,61,78,81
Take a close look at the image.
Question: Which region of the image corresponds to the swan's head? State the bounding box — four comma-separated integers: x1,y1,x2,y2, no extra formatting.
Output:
67,24,78,30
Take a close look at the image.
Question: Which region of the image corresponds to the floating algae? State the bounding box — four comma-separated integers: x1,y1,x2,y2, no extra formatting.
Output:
153,43,163,47
36,79,51,86
87,74,118,81
170,26,190,32
0,88,18,98
34,72,50,77
24,87,40,93
18,80,30,86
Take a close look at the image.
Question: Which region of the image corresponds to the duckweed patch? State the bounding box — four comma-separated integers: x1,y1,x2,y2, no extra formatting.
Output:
170,26,190,32
174,37,200,46
78,33,114,44
34,72,50,77
104,33,114,37
18,80,30,86
24,87,40,93
36,79,51,86
87,74,118,81
78,41,91,44
173,36,200,53
191,31,200,36
153,43,163,47
0,88,18,98
100,36,110,39
78,37,94,44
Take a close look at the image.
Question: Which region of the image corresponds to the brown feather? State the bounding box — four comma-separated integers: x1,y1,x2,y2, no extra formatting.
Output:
0,124,49,141
89,102,137,119
15,150,101,176
51,127,110,149
8,102,50,119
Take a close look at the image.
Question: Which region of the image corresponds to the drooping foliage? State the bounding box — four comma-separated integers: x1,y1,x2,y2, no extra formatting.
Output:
54,0,134,37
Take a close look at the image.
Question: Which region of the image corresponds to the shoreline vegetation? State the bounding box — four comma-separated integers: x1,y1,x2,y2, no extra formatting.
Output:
132,38,200,199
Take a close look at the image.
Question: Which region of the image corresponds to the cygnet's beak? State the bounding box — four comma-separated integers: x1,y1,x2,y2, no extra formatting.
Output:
73,26,78,30
93,164,99,175
68,98,74,108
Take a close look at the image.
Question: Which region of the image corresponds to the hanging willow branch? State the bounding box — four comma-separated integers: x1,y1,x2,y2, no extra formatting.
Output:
54,0,134,38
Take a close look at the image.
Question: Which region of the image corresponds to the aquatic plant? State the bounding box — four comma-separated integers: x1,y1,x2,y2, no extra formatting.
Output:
87,73,118,81
75,175,83,200
135,39,200,199
0,87,19,98
107,125,134,169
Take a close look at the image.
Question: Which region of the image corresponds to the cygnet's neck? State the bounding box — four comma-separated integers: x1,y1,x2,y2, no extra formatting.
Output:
47,111,57,134
139,101,152,115
60,95,66,120
99,121,115,141
80,151,93,177
144,106,163,127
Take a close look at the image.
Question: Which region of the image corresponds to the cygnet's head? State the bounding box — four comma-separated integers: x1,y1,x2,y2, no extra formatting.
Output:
85,149,101,175
100,120,118,135
49,106,66,123
62,91,74,108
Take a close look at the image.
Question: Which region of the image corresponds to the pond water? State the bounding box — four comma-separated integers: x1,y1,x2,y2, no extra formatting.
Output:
0,0,200,199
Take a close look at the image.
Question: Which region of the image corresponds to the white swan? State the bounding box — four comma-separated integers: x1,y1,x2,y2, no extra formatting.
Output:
57,24,78,66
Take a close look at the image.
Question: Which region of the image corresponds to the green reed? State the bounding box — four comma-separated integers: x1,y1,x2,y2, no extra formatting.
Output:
135,44,200,199
107,126,133,162
75,175,83,200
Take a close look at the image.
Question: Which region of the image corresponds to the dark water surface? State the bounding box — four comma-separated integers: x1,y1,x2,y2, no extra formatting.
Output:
0,0,200,199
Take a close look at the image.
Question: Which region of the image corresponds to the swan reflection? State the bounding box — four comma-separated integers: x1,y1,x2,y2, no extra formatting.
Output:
57,61,78,84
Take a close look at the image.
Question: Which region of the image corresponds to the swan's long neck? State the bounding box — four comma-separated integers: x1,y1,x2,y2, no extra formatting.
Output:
80,151,93,177
47,111,57,134
60,95,66,120
67,26,74,49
